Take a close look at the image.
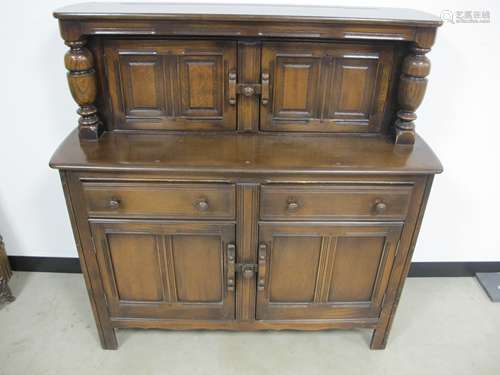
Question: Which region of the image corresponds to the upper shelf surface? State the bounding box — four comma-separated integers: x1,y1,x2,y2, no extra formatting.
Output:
50,130,442,175
54,2,442,26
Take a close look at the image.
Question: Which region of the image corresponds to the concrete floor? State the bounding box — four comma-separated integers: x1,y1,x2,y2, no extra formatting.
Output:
0,273,499,375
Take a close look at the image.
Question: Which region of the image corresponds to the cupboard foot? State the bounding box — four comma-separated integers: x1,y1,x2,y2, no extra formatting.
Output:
98,327,118,350
370,326,390,350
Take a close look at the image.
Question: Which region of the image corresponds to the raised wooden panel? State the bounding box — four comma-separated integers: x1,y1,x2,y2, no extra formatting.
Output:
120,55,166,117
178,56,223,117
329,59,378,121
90,220,235,320
104,40,236,131
273,58,320,119
107,233,163,302
269,236,322,302
260,42,394,133
256,222,402,320
172,235,223,302
329,237,385,302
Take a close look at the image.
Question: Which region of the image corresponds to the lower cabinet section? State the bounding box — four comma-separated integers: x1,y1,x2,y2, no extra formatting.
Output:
256,222,402,320
90,220,236,320
61,176,433,350
89,219,402,323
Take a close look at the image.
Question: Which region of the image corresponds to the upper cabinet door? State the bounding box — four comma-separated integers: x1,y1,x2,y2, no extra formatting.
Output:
260,42,395,133
104,40,237,131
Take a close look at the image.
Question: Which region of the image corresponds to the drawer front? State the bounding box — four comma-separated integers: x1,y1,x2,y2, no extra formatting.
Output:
260,184,412,220
82,182,235,219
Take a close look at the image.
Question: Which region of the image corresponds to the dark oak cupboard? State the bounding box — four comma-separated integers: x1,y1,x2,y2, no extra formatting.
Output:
50,3,442,350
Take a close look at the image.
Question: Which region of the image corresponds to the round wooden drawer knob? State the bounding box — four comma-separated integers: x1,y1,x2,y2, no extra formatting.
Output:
108,198,121,209
374,201,387,214
287,201,299,211
196,199,209,211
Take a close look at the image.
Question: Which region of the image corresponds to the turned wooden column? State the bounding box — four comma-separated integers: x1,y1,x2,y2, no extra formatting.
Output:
394,29,436,145
64,39,103,139
0,235,15,303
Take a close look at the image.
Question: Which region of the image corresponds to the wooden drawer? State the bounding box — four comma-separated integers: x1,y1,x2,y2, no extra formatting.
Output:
82,182,235,219
260,184,412,220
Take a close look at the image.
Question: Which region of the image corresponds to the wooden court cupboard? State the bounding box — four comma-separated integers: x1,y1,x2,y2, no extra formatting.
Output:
50,3,443,350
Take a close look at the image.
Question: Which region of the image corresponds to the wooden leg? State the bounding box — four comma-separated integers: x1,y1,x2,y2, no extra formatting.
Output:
371,177,435,350
84,281,118,350
98,325,118,350
60,172,118,349
79,280,118,350
370,324,391,350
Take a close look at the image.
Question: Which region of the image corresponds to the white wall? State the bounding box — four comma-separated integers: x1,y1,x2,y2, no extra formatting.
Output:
1,0,499,261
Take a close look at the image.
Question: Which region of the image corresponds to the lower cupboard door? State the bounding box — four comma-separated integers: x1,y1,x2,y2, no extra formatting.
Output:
256,222,403,320
90,220,235,320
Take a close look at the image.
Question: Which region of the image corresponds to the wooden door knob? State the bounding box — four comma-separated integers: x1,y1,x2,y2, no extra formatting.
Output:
242,86,255,96
374,201,387,214
287,201,299,211
196,199,209,211
242,268,254,279
108,198,120,209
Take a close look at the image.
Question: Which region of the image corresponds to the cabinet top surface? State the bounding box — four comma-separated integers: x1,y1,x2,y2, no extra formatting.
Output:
50,130,442,175
54,2,442,26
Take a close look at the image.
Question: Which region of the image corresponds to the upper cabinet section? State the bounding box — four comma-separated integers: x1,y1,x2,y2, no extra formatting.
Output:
104,40,236,131
55,3,440,143
104,39,395,133
261,42,394,133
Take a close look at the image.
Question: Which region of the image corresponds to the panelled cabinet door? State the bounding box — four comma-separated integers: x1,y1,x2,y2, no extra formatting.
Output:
260,42,394,133
256,222,402,320
104,40,237,131
90,220,235,320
